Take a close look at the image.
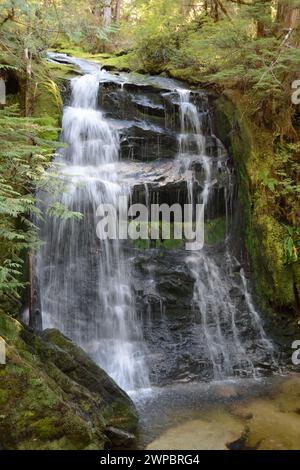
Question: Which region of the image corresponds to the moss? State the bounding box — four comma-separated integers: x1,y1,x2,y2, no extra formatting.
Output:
33,82,59,123
214,93,300,316
205,217,226,245
31,59,80,140
167,66,203,85
253,215,295,306
99,53,136,72
0,312,137,450
49,43,116,63
46,61,79,80
0,314,22,342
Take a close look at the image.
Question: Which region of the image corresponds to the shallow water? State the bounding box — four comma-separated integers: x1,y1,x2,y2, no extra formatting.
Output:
130,377,284,449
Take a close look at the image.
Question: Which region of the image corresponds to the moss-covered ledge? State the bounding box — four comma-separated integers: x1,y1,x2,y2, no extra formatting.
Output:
0,313,138,450
212,92,300,328
31,60,80,138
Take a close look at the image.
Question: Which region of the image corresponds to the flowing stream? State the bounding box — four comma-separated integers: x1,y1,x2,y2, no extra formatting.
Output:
37,55,277,436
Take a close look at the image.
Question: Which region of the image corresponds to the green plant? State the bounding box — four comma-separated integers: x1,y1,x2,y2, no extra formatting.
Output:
283,225,300,265
0,105,81,310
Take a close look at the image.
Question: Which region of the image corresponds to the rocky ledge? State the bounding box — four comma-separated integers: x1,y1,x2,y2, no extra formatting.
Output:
0,313,138,450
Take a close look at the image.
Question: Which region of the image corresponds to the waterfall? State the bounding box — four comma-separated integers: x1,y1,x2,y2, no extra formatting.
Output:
37,71,150,391
37,53,276,391
177,90,275,379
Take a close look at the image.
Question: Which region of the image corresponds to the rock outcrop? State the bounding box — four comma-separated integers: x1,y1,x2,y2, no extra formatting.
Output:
0,313,138,450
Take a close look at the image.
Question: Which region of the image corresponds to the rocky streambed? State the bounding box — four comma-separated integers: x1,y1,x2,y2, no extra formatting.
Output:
134,374,300,450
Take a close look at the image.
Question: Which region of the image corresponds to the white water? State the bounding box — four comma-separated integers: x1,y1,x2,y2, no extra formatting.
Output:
177,90,275,379
37,71,150,391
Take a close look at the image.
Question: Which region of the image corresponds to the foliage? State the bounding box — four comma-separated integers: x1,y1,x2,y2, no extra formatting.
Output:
120,1,300,134
283,224,299,264
0,103,85,311
0,0,117,60
0,105,61,309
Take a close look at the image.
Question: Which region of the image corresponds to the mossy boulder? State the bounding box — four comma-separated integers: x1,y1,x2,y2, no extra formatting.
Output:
0,313,138,450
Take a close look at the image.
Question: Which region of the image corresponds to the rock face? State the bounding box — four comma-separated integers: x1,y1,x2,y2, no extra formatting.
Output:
34,55,278,400
213,95,300,334
0,313,138,450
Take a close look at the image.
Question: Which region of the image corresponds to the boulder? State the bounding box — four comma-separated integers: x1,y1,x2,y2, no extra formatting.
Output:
0,313,138,450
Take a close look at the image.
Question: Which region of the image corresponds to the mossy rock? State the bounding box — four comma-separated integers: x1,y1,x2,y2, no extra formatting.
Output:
213,93,300,317
31,58,80,141
0,313,138,450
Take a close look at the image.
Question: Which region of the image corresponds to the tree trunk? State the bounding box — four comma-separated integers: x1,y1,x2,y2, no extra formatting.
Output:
103,0,112,27
277,0,300,28
276,0,300,46
23,47,32,117
23,45,39,329
28,254,43,331
181,0,191,15
211,0,219,21
114,0,121,22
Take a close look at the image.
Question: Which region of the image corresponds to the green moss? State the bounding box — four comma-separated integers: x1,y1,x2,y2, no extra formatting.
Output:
0,312,137,450
205,218,226,245
47,61,80,80
214,93,300,315
0,314,22,342
31,58,81,140
98,52,138,72
167,66,203,85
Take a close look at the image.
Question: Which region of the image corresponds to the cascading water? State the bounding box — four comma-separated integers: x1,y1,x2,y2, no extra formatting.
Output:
37,53,277,397
176,90,275,379
37,69,150,391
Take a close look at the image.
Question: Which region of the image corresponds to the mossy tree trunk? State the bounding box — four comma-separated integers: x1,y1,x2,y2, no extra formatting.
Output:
276,0,300,46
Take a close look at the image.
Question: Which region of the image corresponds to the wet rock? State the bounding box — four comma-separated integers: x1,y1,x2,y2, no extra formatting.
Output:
146,411,246,450
105,426,136,448
230,375,300,450
120,125,178,161
215,385,238,399
131,95,165,118
226,430,256,450
123,83,170,95
98,82,166,126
